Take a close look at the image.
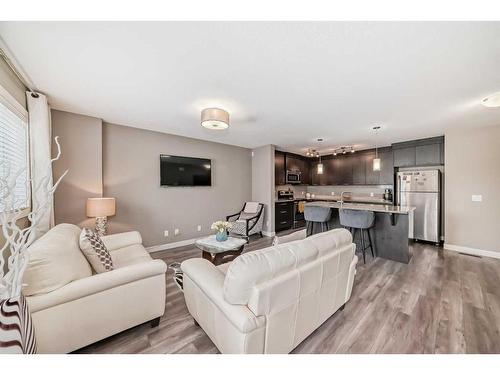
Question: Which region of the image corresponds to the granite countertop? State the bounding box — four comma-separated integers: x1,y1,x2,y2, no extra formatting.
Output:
304,201,416,214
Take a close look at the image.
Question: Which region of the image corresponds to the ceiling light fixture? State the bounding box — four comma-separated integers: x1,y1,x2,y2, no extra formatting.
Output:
316,138,324,175
482,92,500,108
332,146,355,156
201,108,230,130
373,126,381,171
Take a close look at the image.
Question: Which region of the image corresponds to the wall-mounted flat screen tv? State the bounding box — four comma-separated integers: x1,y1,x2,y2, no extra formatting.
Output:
160,155,212,186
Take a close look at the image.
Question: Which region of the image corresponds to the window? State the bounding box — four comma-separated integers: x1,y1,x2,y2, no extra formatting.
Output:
0,85,29,215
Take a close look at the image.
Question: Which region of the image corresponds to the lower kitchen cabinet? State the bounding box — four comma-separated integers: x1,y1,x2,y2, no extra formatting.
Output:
275,201,294,231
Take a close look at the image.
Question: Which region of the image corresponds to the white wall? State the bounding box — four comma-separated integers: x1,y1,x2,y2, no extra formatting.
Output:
252,145,275,234
445,124,500,256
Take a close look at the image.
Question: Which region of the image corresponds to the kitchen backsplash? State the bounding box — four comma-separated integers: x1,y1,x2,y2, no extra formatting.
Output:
276,184,393,199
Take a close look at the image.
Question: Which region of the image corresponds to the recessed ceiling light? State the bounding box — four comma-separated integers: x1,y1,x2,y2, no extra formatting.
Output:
201,108,230,130
482,92,500,108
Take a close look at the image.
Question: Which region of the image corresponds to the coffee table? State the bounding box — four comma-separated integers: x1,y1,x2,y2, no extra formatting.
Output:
195,235,247,266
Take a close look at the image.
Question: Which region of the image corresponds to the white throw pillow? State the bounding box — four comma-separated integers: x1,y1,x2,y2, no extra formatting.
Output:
79,228,114,273
22,224,92,296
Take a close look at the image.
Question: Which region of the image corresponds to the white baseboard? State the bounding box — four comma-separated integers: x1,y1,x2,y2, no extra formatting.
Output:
146,238,198,253
443,243,500,259
262,231,275,237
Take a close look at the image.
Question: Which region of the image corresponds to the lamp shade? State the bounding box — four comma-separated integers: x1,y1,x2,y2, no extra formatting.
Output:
201,108,229,130
86,197,116,218
373,158,381,171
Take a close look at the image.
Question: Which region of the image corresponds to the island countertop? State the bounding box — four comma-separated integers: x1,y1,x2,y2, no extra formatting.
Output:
304,201,416,215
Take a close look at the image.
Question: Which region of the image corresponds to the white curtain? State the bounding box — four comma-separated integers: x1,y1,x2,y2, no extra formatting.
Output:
26,92,53,239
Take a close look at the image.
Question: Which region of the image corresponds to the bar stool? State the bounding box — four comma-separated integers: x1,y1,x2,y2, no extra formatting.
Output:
304,206,332,236
339,209,375,264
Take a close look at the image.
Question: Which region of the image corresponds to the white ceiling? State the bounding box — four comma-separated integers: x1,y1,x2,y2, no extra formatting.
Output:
1,22,499,154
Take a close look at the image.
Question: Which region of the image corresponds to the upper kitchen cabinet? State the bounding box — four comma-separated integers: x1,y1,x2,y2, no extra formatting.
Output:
363,151,379,185
393,146,416,167
378,148,394,185
328,155,353,185
415,143,443,166
392,136,444,168
352,152,368,185
274,150,286,185
311,158,328,185
286,154,311,185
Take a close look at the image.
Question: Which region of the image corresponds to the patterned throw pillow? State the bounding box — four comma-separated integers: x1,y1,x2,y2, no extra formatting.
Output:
79,228,114,273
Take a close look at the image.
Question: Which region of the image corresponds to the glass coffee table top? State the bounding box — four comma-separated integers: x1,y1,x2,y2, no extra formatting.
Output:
195,235,247,254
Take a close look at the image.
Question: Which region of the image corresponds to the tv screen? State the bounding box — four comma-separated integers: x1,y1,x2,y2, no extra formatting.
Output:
160,155,212,186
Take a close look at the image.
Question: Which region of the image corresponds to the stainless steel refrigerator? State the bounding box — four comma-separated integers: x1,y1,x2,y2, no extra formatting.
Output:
397,169,440,243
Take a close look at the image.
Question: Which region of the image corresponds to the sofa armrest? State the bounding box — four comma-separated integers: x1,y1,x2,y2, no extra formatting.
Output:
101,231,142,251
181,258,264,333
27,259,167,313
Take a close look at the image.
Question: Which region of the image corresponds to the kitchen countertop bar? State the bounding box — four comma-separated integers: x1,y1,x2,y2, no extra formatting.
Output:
304,201,415,264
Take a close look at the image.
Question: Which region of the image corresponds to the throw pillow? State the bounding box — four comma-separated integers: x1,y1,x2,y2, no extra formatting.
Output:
79,228,114,273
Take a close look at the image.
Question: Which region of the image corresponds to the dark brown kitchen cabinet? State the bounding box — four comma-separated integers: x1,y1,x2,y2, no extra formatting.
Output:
299,158,311,185
311,158,328,185
275,201,294,231
393,147,416,167
352,153,367,185
364,151,380,185
285,154,301,172
274,151,286,185
379,149,394,185
415,143,442,166
328,155,353,185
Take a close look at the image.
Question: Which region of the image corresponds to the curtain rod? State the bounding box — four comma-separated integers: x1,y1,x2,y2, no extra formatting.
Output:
0,47,39,98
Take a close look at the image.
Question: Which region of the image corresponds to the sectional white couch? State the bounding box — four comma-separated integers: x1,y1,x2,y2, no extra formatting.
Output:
181,228,358,354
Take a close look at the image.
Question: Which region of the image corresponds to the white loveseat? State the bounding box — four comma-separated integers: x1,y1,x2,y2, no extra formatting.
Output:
23,224,167,354
181,228,358,354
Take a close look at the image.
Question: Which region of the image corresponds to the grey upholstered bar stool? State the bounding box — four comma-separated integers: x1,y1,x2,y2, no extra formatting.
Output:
339,209,375,264
304,206,332,236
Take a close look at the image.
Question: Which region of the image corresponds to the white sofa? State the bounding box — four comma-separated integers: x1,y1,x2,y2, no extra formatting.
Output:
23,224,167,354
181,228,358,354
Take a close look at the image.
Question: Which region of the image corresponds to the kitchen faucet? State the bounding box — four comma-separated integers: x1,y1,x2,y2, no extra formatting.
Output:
340,191,351,207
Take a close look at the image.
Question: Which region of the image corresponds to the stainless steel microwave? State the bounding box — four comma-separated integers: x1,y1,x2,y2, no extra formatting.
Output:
286,170,301,184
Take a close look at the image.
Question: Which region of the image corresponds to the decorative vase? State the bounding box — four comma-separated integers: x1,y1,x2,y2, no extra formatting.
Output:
216,231,228,242
0,294,37,354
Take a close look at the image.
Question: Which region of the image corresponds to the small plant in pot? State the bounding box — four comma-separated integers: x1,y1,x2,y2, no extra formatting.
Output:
210,221,232,242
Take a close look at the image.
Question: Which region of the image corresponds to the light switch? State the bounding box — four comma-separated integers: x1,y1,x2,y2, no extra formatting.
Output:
471,195,482,202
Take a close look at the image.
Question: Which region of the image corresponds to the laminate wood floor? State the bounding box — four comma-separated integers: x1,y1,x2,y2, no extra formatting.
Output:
76,233,500,354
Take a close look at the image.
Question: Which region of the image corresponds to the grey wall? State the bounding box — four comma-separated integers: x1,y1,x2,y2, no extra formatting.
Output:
251,145,275,234
445,124,500,253
51,110,103,228
103,122,252,247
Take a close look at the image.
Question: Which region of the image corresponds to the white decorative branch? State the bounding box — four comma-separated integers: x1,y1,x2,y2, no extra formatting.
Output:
0,136,67,300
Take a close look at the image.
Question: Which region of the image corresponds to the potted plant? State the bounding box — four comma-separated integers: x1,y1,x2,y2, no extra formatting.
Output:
210,221,232,242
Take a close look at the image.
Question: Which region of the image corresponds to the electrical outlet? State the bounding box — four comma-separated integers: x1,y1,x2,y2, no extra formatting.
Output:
331,191,335,196
472,195,482,202
163,230,169,237
370,192,374,197
174,228,180,236
197,225,202,232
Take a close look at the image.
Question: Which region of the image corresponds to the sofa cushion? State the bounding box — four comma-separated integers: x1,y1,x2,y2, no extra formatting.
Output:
110,244,152,268
23,224,92,296
223,228,352,305
79,228,114,273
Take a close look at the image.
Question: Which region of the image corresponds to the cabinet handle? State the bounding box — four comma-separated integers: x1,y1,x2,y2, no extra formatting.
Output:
280,221,288,224
280,210,287,214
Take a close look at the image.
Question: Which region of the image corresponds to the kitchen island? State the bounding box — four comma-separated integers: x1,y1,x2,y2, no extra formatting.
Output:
305,201,415,264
